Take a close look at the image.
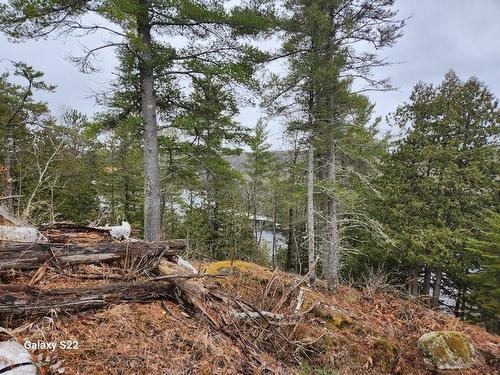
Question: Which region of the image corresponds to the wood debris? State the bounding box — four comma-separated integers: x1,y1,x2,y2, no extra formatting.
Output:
0,280,176,316
0,205,41,242
0,240,185,271
38,223,113,244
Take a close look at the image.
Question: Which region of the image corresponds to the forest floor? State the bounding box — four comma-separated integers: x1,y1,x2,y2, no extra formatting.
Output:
1,260,498,375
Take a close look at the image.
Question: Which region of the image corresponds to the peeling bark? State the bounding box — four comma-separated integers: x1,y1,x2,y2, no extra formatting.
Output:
432,270,443,306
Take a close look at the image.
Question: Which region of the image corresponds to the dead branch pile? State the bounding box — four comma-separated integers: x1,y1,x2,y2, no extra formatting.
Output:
0,220,297,373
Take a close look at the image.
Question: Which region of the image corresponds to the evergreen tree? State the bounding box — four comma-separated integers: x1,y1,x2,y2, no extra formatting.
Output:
465,212,500,333
379,72,499,302
0,62,54,212
172,76,256,260
0,0,274,240
269,0,404,289
0,66,101,223
245,119,276,246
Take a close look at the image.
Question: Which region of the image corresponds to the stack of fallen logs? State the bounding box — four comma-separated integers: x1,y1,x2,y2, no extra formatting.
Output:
0,222,189,316
0,222,288,372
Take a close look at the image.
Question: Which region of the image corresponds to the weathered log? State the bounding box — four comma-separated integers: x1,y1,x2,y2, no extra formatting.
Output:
38,223,112,244
0,205,42,242
0,240,186,271
0,225,41,242
0,280,176,316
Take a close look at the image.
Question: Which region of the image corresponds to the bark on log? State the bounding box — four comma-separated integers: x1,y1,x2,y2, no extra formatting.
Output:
38,223,112,244
0,240,186,271
0,280,176,316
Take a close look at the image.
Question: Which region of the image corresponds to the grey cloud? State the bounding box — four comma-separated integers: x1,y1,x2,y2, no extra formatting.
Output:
0,0,498,146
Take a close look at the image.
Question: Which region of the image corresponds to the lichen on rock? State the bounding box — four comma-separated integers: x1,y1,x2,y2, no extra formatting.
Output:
418,331,475,370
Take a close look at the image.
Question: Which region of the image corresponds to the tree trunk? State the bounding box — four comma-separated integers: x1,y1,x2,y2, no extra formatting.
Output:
325,139,339,290
271,194,277,269
432,270,443,306
285,138,300,273
422,267,431,295
285,207,294,272
408,268,419,295
251,173,263,246
306,145,315,283
460,297,466,319
454,289,461,317
0,240,184,271
252,185,259,245
123,168,131,222
137,2,161,241
2,125,13,211
0,280,176,316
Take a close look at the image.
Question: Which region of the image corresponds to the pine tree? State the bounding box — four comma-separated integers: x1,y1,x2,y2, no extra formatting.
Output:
269,0,404,289
0,0,274,239
245,120,276,247
172,76,255,260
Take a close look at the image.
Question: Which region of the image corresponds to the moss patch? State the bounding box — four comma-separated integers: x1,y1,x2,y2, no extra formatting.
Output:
310,304,334,320
203,260,271,279
331,314,353,329
307,303,353,329
418,331,475,370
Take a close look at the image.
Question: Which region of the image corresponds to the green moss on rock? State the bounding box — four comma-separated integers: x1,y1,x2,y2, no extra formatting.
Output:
418,331,475,370
331,314,353,328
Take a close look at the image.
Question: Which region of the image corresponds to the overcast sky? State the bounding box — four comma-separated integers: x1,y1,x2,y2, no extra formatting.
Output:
1,0,499,148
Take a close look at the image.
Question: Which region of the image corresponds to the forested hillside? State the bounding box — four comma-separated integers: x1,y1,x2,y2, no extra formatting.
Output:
0,1,498,373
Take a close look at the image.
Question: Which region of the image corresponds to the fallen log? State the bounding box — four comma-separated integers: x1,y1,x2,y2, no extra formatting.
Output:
39,222,136,243
38,223,112,244
0,225,41,242
0,280,176,316
0,240,186,271
0,205,42,242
